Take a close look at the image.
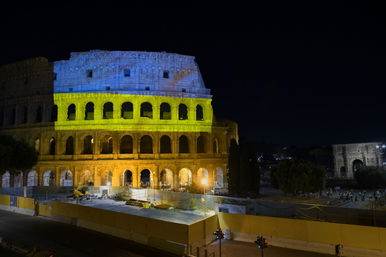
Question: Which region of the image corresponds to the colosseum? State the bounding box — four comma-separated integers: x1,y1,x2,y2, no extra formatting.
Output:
0,50,238,194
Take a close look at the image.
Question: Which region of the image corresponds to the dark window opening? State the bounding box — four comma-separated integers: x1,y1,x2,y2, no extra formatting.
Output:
121,102,133,119
35,105,43,123
120,135,133,154
179,104,188,120
182,88,186,92
124,170,133,186
49,137,56,155
87,70,93,78
140,135,153,154
53,73,57,80
196,105,204,121
67,104,76,120
160,135,172,153
145,87,150,91
83,136,93,154
22,106,28,123
106,86,111,91
140,169,151,188
65,136,74,155
179,135,189,153
101,136,113,154
69,88,73,92
85,102,94,120
160,103,171,120
124,69,131,77
140,102,153,118
197,135,206,153
163,71,169,78
103,102,113,119
51,105,58,122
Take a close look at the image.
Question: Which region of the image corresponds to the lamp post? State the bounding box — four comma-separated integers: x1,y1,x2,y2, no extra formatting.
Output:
201,178,208,195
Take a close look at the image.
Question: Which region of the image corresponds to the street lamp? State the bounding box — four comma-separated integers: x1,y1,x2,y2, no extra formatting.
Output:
201,178,208,194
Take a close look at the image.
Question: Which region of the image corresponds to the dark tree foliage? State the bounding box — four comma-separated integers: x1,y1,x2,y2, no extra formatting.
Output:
0,135,38,174
227,139,260,196
227,139,240,195
271,159,324,195
354,166,386,188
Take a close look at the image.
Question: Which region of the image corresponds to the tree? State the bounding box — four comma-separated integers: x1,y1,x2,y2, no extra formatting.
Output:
227,139,240,195
0,135,38,175
354,166,386,188
271,159,324,195
227,139,260,196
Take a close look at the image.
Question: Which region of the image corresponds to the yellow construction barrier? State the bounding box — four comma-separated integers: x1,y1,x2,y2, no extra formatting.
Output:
17,197,35,210
218,212,386,252
0,194,10,206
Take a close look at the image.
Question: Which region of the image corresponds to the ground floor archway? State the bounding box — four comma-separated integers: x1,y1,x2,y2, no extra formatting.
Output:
140,169,151,188
178,168,192,187
13,171,23,187
123,170,133,186
1,172,10,188
60,170,73,186
215,168,224,188
27,170,38,186
159,169,173,189
43,170,55,186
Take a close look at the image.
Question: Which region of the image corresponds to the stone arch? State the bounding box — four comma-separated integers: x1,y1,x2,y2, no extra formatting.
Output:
140,102,153,118
179,135,189,153
121,102,133,119
21,106,28,123
1,171,10,188
178,168,192,187
49,137,56,155
340,166,347,178
27,170,38,186
65,136,74,155
213,138,219,154
197,135,206,153
197,168,209,185
160,135,172,153
35,105,43,123
83,135,94,154
60,170,73,186
100,135,113,154
120,135,133,154
43,170,55,186
140,135,153,154
159,169,173,189
178,104,188,120
140,169,151,188
352,159,364,173
85,102,94,120
160,103,171,120
14,171,23,187
79,170,93,186
215,168,224,188
51,105,58,122
103,102,113,119
123,170,133,186
101,170,113,186
67,104,76,120
196,104,204,121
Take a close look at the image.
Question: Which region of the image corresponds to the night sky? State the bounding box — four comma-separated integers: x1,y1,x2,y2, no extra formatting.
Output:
1,5,386,146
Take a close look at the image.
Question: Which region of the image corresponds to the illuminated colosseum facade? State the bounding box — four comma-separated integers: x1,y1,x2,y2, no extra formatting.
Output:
0,50,238,192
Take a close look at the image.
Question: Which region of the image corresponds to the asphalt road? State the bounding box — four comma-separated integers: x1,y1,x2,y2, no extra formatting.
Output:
0,210,178,257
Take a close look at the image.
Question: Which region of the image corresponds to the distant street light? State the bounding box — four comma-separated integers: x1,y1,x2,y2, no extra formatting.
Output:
201,178,208,194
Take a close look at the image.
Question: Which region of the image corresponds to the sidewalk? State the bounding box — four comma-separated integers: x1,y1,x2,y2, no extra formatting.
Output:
197,240,334,257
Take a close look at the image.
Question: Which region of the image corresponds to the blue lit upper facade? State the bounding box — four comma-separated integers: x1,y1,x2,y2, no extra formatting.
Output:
54,50,211,98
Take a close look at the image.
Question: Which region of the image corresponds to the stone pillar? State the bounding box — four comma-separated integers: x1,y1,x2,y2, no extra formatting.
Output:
112,167,120,186
93,167,100,186
132,166,139,188
152,166,159,189
55,167,61,186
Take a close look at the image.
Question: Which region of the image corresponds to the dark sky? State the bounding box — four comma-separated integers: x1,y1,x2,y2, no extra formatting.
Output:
1,5,386,146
